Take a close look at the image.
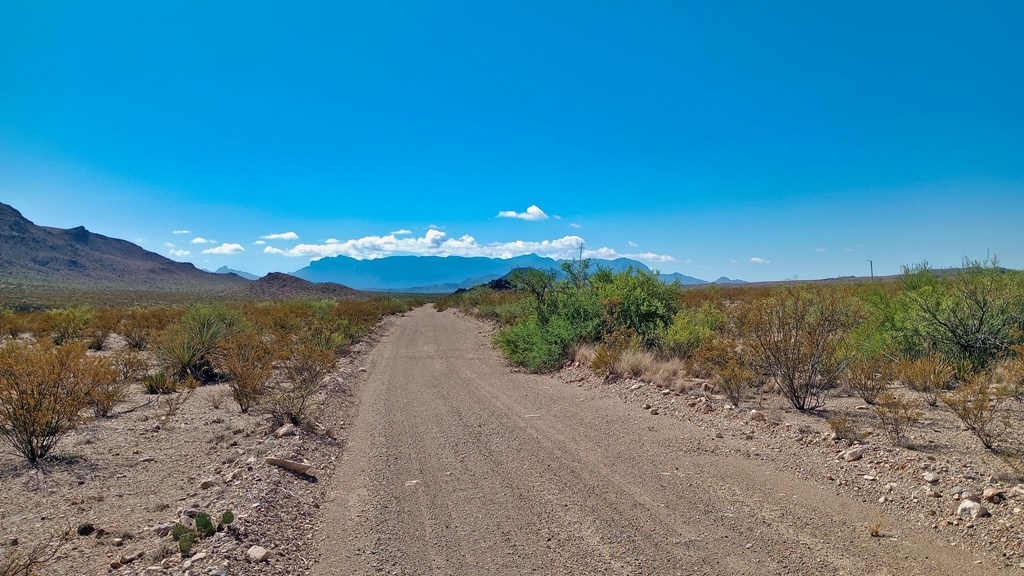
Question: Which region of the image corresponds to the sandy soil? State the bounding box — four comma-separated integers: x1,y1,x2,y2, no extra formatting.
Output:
312,307,1014,575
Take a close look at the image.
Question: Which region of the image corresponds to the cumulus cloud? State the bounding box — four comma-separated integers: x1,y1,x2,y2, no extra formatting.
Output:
191,237,214,244
497,205,548,221
260,231,299,241
627,240,638,248
749,257,770,264
172,230,191,235
390,229,412,235
202,243,245,255
165,242,176,248
253,240,266,245
261,229,674,264
569,223,582,229
168,249,191,257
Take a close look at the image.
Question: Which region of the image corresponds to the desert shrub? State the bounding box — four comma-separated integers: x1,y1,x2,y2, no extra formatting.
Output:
509,268,557,320
826,414,865,441
873,392,921,447
661,303,726,360
142,373,177,395
845,356,890,405
158,377,197,417
110,348,147,382
43,307,95,345
592,268,677,345
83,308,118,351
0,342,97,462
898,259,1024,370
687,334,734,379
590,328,640,377
494,316,574,373
120,307,184,350
267,331,335,424
0,528,69,575
83,356,125,418
216,331,275,413
549,287,601,342
714,356,756,407
616,348,659,380
158,304,241,382
940,373,1006,450
895,354,954,407
742,287,861,411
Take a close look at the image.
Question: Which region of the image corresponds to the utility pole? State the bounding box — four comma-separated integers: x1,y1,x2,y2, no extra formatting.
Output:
867,260,874,279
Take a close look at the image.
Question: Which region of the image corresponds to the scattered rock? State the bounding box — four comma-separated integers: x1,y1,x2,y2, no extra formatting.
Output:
112,538,124,546
748,410,766,422
76,522,95,537
641,403,652,410
629,383,642,391
649,407,659,416
982,487,1006,504
923,472,940,484
137,456,155,463
265,457,312,474
247,545,271,562
199,478,220,489
957,500,990,519
841,447,867,462
151,523,174,537
714,431,723,439
274,423,297,438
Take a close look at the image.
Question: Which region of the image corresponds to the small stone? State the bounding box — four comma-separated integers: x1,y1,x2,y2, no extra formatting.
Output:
629,383,642,391
138,456,155,463
841,447,867,462
274,423,297,438
957,500,990,519
923,472,940,484
641,403,652,410
863,475,877,481
982,487,1006,504
649,407,659,416
151,523,174,537
660,389,672,396
748,410,766,422
358,367,367,373
199,478,219,489
7,538,17,546
247,545,271,562
714,431,723,439
191,552,207,561
112,538,124,546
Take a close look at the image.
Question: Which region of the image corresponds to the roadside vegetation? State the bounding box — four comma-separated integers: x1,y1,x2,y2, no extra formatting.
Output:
436,257,1024,455
0,294,417,570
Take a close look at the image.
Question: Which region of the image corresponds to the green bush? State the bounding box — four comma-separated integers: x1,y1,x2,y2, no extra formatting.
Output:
592,268,676,345
494,316,574,373
660,303,725,359
158,304,243,382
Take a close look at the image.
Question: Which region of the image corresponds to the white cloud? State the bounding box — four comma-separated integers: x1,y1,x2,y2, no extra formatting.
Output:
627,240,639,248
815,248,827,253
749,257,770,264
390,229,412,235
729,259,738,264
165,242,176,248
262,229,674,265
168,249,191,257
202,243,245,255
843,247,854,252
172,230,190,235
260,231,299,241
253,240,266,245
191,237,214,244
497,205,548,221
569,223,582,229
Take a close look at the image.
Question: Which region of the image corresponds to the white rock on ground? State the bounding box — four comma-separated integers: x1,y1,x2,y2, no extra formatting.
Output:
247,545,272,562
957,500,991,519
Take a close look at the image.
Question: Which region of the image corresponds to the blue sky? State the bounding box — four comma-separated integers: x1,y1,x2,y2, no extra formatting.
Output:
1,1,1021,281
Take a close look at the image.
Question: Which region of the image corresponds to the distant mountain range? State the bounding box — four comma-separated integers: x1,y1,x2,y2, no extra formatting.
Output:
294,254,744,292
0,199,745,302
0,201,359,303
211,266,260,281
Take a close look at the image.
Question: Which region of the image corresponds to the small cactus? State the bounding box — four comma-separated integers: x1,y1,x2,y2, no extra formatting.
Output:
220,511,234,526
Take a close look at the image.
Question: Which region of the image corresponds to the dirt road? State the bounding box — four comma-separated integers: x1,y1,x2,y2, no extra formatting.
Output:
313,307,996,575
